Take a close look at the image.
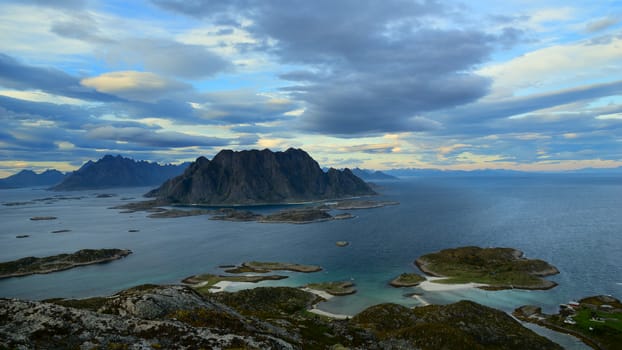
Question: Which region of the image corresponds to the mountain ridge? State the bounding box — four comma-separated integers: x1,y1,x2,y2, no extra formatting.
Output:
0,169,66,189
52,155,188,191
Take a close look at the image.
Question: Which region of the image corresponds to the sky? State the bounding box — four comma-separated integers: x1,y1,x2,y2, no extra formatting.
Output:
1,0,622,177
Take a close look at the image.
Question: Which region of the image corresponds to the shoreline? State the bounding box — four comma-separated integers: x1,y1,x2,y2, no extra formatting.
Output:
417,276,489,292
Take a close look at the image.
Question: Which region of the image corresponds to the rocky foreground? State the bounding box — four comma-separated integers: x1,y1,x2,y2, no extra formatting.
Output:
0,284,562,349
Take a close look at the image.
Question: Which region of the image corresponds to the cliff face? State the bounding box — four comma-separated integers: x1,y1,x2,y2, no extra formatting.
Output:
146,148,376,205
52,155,187,190
0,169,65,189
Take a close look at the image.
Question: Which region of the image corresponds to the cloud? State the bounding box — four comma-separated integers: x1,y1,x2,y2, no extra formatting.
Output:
478,35,622,98
81,71,192,102
445,80,622,123
105,38,232,79
0,53,119,101
85,126,240,148
152,0,514,135
196,90,300,124
584,16,621,33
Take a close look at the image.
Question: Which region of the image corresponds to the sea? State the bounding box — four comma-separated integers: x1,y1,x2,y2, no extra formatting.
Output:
1,174,621,349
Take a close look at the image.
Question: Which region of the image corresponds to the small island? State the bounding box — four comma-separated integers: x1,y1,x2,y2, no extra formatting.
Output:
390,273,426,287
29,216,57,221
305,281,357,296
224,261,322,274
182,273,288,294
327,200,400,210
514,295,622,350
260,208,336,224
415,246,559,290
0,249,132,279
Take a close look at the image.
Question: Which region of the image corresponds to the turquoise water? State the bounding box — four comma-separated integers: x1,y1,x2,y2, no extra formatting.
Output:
1,176,620,349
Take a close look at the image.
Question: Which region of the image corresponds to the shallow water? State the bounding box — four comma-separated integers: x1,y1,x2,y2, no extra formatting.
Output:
1,175,620,349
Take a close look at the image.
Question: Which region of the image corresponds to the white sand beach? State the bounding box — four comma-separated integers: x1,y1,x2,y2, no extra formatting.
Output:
418,276,488,291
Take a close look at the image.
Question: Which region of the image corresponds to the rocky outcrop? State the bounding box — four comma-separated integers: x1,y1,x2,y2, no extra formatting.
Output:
146,148,376,205
1,285,295,350
52,155,187,190
0,169,65,189
0,284,564,350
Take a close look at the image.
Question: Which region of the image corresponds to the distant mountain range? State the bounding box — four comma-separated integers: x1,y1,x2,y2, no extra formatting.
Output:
147,148,376,205
0,169,66,189
351,168,398,180
52,155,188,191
384,167,622,177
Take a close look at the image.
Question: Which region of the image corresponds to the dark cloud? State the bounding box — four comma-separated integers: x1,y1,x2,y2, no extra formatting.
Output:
0,95,95,128
85,126,239,148
153,0,507,135
444,80,622,123
197,90,299,124
0,53,119,101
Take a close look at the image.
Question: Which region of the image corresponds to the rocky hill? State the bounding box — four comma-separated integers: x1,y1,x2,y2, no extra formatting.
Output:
146,148,376,205
0,169,65,189
52,155,187,191
0,284,562,349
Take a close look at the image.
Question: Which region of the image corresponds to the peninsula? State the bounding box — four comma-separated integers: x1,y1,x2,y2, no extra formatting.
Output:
145,148,375,205
0,249,132,279
415,246,559,290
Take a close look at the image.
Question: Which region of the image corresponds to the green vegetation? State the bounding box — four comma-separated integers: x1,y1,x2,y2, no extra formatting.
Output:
213,286,321,318
515,295,622,350
305,281,356,296
181,273,288,294
260,208,333,223
225,261,322,274
389,273,425,287
0,249,132,279
415,246,559,290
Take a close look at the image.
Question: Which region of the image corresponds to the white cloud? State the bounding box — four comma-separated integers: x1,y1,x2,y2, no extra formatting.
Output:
81,71,191,102
479,34,622,98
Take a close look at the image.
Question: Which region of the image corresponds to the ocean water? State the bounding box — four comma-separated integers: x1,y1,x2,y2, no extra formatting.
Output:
1,175,621,349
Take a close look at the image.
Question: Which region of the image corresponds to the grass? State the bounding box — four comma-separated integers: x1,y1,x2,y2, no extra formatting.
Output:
416,246,558,289
305,281,356,296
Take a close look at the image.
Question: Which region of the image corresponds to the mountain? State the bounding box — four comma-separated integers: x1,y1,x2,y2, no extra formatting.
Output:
52,155,188,191
351,167,398,180
146,148,376,205
0,169,66,189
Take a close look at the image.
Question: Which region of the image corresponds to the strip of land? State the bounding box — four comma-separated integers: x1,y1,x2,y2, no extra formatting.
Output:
0,249,132,279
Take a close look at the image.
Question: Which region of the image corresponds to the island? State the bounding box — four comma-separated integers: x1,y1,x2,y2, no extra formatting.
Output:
390,273,426,287
0,284,562,349
514,295,622,350
415,246,559,290
304,281,357,296
0,249,132,279
223,261,322,274
326,200,400,210
181,273,288,294
29,216,57,221
145,148,376,205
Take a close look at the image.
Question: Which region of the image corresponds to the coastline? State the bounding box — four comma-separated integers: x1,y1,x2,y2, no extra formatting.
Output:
417,276,489,292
